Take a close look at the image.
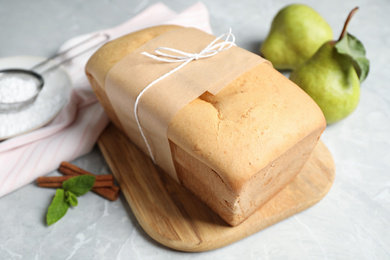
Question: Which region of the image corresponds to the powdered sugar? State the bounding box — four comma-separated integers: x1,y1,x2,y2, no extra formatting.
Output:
0,76,38,103
0,56,72,140
0,93,65,138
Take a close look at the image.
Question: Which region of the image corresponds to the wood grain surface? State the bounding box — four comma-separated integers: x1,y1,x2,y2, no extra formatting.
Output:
98,123,335,252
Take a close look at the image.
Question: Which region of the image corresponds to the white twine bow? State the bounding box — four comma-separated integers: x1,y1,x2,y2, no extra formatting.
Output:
134,29,236,163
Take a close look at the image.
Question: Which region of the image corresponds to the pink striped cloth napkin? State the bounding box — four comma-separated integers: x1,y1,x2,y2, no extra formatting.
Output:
0,2,212,198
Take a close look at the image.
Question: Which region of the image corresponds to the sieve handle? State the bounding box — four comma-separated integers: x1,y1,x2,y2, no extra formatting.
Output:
31,32,109,75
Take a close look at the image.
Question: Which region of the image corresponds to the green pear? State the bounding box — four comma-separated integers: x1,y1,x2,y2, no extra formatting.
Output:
289,43,360,124
289,7,369,124
260,4,333,70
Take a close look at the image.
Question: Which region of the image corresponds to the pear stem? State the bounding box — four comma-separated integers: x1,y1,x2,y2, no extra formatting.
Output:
338,7,359,42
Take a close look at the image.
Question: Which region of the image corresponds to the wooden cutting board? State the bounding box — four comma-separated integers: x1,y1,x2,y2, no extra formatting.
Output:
98,123,335,252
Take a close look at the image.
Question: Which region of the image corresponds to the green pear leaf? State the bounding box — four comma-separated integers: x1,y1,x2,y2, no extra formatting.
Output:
335,33,369,83
46,189,69,225
62,175,95,197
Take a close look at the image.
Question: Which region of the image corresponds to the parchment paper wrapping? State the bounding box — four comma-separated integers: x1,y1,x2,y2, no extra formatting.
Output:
105,27,268,182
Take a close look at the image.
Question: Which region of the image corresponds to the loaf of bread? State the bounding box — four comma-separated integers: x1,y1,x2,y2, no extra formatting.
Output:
86,25,326,226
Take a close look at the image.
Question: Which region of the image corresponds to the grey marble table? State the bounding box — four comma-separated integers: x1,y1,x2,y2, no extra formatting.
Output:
1,0,389,259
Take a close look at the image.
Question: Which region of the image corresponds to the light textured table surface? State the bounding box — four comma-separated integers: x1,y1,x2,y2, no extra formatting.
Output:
1,0,389,259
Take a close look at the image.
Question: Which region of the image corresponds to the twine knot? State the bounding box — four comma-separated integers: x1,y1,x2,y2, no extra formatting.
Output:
141,28,236,64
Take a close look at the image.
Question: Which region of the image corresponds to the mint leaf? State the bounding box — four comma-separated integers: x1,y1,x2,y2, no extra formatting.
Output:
46,189,69,225
44,175,95,225
335,33,370,82
62,175,95,196
65,191,78,207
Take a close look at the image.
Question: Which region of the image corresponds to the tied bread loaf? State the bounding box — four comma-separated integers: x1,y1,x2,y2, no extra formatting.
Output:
85,25,326,226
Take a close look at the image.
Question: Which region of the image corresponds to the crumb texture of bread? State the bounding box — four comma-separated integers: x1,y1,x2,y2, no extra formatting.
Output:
86,25,326,226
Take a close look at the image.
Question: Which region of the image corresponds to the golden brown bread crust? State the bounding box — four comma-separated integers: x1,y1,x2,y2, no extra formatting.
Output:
87,25,181,87
86,25,326,226
86,25,181,131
